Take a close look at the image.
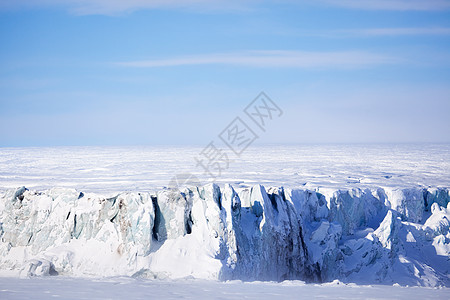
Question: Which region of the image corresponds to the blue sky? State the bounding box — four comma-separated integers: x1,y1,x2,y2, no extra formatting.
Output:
0,0,449,146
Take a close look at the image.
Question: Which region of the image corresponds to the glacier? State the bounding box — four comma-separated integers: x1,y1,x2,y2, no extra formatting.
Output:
0,184,449,287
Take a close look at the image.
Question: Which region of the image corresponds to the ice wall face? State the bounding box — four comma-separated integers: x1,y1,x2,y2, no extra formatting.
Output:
0,185,449,286
231,186,311,281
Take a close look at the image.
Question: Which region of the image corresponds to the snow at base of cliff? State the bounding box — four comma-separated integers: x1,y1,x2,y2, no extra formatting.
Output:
1,184,449,287
1,276,450,300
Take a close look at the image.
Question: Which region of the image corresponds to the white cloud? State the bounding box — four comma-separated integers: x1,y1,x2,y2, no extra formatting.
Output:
274,27,450,38
317,0,450,11
1,0,449,15
345,27,450,36
0,0,251,15
115,50,398,69
309,27,450,38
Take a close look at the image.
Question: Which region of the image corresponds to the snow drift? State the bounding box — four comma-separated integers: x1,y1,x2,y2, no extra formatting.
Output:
0,185,449,286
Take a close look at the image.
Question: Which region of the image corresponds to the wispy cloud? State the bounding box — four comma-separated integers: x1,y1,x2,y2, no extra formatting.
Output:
344,27,450,36
115,50,398,69
293,27,450,38
2,0,449,15
0,0,250,15
317,0,450,11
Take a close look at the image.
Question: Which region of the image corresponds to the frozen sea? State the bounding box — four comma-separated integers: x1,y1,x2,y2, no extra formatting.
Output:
0,277,449,300
0,144,449,194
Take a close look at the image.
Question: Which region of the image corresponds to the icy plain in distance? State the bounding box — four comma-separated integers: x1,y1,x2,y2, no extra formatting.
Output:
0,144,449,299
0,144,449,193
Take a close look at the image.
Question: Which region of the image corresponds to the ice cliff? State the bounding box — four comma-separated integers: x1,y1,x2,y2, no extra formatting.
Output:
0,185,449,286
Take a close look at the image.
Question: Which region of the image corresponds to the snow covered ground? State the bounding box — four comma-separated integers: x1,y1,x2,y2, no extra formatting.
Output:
0,144,449,194
0,144,449,298
0,277,449,300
